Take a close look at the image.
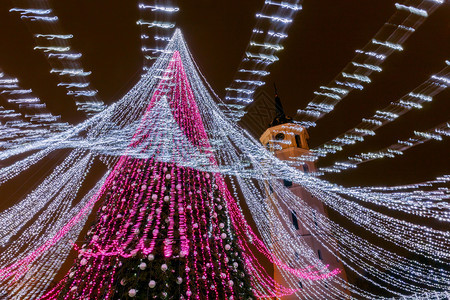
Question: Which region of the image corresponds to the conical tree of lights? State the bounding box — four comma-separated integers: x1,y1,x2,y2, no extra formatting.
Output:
33,42,336,299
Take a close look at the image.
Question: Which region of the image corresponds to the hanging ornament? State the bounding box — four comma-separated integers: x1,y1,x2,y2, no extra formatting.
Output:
128,289,137,297
149,280,156,288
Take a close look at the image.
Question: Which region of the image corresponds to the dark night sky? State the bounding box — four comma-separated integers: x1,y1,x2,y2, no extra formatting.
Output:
0,0,449,187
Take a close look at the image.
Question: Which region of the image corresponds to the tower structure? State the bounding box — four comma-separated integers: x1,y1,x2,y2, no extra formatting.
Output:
259,89,349,299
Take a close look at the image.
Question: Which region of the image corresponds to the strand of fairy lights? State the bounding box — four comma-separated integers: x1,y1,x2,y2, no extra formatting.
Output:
322,120,450,174
36,50,324,296
270,178,448,286
0,153,104,296
297,63,449,165
222,0,302,120
181,38,448,294
237,174,450,295
240,175,445,296
137,1,179,71
296,0,444,128
9,2,105,116
0,70,70,148
2,37,324,298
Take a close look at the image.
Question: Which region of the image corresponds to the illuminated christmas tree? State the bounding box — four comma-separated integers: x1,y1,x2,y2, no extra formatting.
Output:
52,50,256,299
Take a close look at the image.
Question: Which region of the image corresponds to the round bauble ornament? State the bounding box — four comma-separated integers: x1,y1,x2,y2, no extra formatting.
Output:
152,194,158,200
221,233,227,239
176,277,183,284
164,195,170,202
148,254,155,261
128,289,136,297
228,280,234,286
161,264,168,271
149,280,156,288
80,258,87,265
139,262,147,270
225,244,231,250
